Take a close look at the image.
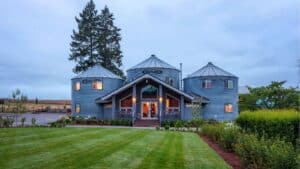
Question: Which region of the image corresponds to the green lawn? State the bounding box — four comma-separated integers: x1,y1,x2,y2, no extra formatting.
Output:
0,128,230,169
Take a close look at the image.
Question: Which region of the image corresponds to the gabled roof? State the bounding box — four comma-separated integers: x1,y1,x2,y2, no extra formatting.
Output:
187,62,236,78
96,74,193,103
128,55,179,71
72,65,122,79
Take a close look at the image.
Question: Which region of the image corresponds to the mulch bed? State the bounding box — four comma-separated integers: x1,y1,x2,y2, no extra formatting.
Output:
199,134,241,169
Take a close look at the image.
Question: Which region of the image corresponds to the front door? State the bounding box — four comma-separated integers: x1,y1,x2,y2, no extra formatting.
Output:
141,101,158,119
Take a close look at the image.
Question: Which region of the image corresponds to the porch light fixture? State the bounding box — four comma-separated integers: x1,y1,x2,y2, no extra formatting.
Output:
159,97,163,103
132,97,136,103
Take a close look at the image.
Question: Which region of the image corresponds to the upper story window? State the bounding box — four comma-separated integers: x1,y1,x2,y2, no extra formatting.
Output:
75,81,80,91
92,80,103,90
166,94,179,114
224,103,233,113
225,80,233,89
165,77,173,86
202,80,212,88
141,85,158,99
120,95,133,114
75,104,80,113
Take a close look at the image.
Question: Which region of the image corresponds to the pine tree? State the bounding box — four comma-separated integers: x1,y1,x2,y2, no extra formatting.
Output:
69,0,100,73
97,6,124,77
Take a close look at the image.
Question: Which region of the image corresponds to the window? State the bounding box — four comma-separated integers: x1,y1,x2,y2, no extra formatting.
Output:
92,80,103,90
120,95,132,114
166,77,173,86
166,94,180,114
75,81,80,91
141,85,158,99
225,103,233,113
75,104,80,113
202,80,212,88
225,80,233,89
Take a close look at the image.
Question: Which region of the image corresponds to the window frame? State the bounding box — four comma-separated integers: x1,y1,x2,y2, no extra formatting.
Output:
202,79,212,88
225,79,233,89
119,95,133,114
224,103,233,113
75,104,80,113
92,80,103,90
74,81,81,91
166,94,180,114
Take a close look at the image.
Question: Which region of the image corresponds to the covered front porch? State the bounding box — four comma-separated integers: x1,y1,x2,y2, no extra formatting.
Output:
96,74,194,124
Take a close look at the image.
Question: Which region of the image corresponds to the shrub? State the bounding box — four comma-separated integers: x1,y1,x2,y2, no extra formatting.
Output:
164,124,170,130
31,118,36,126
236,109,300,144
234,134,297,169
219,124,241,151
175,120,183,131
201,123,223,142
156,126,160,131
21,117,26,127
0,117,14,128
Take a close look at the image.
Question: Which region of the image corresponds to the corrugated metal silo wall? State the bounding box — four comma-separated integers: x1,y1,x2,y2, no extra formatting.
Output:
71,77,124,118
183,76,238,121
127,68,180,89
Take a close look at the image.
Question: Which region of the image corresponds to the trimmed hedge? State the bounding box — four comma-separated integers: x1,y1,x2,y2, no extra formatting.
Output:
236,109,300,143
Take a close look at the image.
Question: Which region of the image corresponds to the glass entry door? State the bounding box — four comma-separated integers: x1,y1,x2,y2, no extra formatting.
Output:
142,101,158,119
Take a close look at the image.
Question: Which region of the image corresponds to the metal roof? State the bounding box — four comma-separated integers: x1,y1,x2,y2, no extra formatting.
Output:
188,62,236,77
128,55,179,70
96,74,193,102
72,65,122,79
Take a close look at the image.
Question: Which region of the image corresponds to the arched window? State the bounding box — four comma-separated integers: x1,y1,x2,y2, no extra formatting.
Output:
141,85,158,99
166,94,180,114
120,95,132,114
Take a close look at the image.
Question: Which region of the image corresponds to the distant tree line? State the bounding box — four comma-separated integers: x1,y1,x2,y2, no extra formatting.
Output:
239,81,299,112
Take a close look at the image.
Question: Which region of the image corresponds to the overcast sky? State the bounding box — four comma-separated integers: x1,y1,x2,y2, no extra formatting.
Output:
0,0,299,99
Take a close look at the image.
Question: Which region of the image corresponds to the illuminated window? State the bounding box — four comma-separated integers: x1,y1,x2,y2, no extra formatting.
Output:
120,95,132,114
75,104,80,113
225,103,233,113
202,80,212,88
166,94,179,114
75,81,80,91
92,80,103,90
225,80,233,89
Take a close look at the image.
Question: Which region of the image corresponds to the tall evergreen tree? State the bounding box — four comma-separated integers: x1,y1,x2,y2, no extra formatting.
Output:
97,6,124,77
69,0,100,73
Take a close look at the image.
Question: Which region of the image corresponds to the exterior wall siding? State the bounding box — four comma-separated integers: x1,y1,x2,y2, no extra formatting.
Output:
183,76,238,121
71,77,124,118
127,68,180,89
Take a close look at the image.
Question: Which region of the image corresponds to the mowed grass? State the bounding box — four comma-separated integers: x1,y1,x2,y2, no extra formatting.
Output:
0,128,230,169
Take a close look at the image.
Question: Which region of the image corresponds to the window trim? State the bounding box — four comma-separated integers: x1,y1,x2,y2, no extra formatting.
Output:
119,94,133,114
225,79,233,89
202,79,212,88
224,103,233,113
166,94,180,114
75,81,81,91
92,80,103,90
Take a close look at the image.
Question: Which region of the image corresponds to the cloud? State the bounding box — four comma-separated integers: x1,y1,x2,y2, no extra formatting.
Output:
0,0,299,99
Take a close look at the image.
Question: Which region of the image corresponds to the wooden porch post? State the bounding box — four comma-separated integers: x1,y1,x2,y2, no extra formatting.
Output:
159,84,163,126
132,84,136,122
180,95,184,120
112,95,116,119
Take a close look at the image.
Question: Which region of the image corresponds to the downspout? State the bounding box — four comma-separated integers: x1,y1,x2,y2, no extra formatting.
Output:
180,63,183,90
